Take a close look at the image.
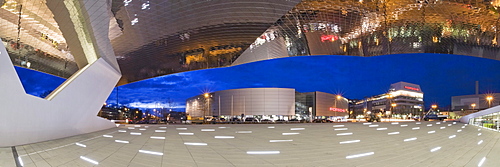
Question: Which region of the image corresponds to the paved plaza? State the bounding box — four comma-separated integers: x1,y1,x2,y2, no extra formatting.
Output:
1,121,499,167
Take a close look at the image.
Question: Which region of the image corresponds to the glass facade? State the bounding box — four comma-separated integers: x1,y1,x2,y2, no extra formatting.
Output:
3,0,500,84
471,112,500,131
0,0,79,78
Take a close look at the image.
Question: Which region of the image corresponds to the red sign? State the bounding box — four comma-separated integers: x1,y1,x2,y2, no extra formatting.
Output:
404,86,420,91
329,107,346,112
321,35,338,42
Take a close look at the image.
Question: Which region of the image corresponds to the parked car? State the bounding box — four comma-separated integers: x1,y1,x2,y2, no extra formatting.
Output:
364,111,381,122
244,117,259,123
260,119,274,123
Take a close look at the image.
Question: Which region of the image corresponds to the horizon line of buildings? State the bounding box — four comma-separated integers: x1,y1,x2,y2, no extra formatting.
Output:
185,81,425,120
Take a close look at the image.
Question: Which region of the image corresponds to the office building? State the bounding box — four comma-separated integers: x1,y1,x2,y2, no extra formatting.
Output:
352,81,424,118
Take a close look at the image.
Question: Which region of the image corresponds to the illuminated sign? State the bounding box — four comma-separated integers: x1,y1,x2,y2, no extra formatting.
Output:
404,86,420,91
329,107,346,112
321,35,338,42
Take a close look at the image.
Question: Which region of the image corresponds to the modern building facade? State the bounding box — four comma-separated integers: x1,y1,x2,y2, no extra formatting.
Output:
185,88,348,121
459,105,500,131
452,93,500,111
296,91,349,119
352,81,424,118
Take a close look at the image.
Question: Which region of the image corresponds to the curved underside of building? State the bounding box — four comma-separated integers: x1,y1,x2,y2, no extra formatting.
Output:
1,0,500,85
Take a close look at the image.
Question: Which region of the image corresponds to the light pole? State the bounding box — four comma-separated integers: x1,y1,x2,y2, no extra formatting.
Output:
204,93,210,123
391,103,396,122
387,94,393,119
334,95,341,118
471,103,476,112
487,96,493,108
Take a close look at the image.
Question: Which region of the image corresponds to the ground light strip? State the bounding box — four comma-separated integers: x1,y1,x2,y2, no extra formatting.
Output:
346,152,374,159
291,128,305,130
130,132,141,135
334,128,348,131
75,143,86,147
268,126,275,128
177,128,187,130
150,136,165,139
401,124,408,127
155,130,166,132
139,150,164,155
236,131,252,133
430,147,441,152
184,142,208,146
270,140,293,142
376,128,387,130
449,135,456,139
404,137,417,142
337,133,353,136
333,125,344,127
115,140,129,143
282,133,299,135
388,132,400,135
159,127,167,129
118,130,126,132
478,140,483,145
179,133,194,135
340,140,360,144
215,136,234,139
102,135,113,138
80,156,98,165
201,129,215,131
391,122,399,125
478,157,486,167
246,151,280,155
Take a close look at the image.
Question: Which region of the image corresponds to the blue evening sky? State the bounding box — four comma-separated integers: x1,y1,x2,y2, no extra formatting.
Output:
15,53,500,111
14,66,65,97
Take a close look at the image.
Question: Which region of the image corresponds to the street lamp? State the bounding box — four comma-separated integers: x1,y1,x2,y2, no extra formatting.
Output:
204,93,210,123
486,96,493,108
431,104,437,110
390,103,397,121
334,95,341,118
471,103,476,110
